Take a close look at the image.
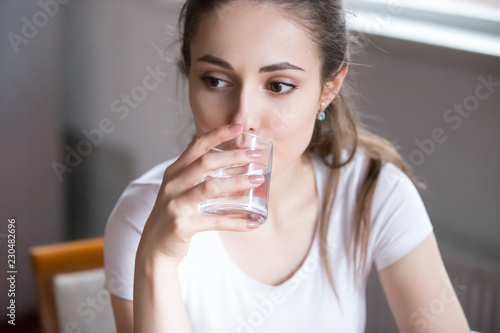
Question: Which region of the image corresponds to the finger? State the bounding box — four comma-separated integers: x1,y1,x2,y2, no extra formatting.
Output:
181,173,266,208
193,215,260,233
169,124,243,174
166,150,264,198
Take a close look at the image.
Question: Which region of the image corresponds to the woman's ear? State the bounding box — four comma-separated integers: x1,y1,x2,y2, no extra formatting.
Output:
320,63,349,105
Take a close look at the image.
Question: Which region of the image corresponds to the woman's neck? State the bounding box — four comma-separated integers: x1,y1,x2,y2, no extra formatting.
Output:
266,153,316,232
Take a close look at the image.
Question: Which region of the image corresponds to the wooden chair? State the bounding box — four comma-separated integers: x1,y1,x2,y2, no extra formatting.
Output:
30,237,105,333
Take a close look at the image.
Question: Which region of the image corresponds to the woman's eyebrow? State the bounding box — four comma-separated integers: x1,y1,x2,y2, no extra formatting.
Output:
197,55,234,70
259,62,304,73
197,55,304,72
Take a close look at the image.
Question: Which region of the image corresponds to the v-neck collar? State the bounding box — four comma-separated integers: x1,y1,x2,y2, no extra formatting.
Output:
212,152,325,293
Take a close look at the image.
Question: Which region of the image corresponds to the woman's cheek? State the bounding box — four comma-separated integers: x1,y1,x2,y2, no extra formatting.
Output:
268,100,316,136
190,92,230,134
264,102,316,160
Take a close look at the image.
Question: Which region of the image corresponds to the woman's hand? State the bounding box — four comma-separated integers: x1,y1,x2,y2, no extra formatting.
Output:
136,124,263,266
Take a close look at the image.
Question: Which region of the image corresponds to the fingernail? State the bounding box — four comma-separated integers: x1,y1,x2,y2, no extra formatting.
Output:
229,124,242,132
247,221,260,229
249,175,265,184
246,150,263,159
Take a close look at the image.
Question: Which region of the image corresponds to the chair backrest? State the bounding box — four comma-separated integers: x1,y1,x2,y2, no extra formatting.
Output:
30,237,113,333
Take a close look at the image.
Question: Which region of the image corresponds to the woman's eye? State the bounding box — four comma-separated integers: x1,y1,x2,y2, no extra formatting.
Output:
268,82,296,94
203,76,230,88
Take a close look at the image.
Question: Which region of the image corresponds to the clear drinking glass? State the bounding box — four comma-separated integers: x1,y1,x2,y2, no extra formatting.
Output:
197,132,273,225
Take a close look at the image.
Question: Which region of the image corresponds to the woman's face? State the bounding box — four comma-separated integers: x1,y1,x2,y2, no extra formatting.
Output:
187,1,342,174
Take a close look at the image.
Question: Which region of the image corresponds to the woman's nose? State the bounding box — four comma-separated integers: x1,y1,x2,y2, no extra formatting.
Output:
230,86,259,134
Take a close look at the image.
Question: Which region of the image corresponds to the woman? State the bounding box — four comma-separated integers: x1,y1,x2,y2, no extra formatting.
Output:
104,0,470,332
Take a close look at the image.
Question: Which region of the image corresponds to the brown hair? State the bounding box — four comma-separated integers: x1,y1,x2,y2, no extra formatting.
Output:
177,0,421,296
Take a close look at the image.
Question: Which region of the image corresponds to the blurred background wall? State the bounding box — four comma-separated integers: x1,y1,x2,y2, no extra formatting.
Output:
1,0,66,323
1,0,499,328
0,0,187,323
352,37,500,261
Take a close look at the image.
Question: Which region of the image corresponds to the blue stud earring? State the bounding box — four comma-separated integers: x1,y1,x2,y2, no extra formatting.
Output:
317,103,326,121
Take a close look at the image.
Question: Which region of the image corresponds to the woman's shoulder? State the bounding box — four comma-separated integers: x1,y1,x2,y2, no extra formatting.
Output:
313,148,408,190
347,148,407,187
130,155,180,187
104,155,180,232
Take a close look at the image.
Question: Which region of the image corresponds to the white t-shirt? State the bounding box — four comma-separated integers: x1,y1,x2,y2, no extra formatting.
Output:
104,149,433,333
